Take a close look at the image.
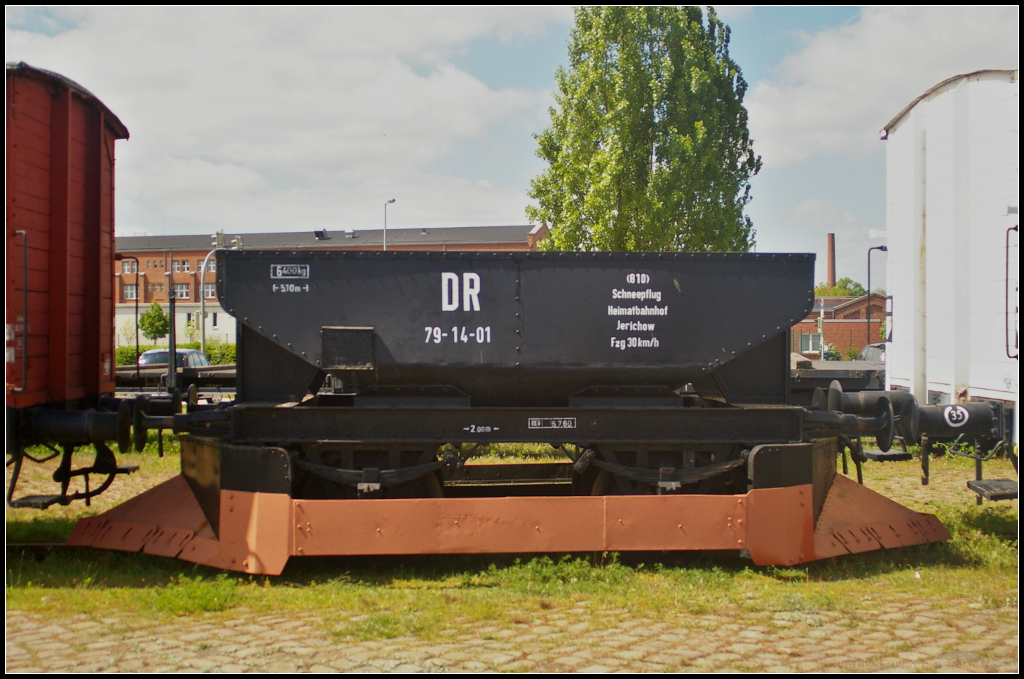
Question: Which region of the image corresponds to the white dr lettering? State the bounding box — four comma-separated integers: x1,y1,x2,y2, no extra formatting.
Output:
462,273,481,311
441,272,459,311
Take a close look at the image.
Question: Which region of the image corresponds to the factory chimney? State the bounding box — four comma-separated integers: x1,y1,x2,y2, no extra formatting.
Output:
827,233,836,288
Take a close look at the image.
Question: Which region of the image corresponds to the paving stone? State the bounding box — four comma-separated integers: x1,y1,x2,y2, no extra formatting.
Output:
218,664,251,673
862,632,892,641
499,659,538,671
954,642,992,652
392,663,425,673
6,594,1020,674
694,652,741,665
479,652,521,665
554,655,589,667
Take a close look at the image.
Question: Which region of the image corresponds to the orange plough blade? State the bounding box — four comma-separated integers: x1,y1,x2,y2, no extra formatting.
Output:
68,472,949,575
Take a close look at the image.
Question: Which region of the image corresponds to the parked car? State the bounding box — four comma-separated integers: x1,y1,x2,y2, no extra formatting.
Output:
138,348,211,368
858,343,886,365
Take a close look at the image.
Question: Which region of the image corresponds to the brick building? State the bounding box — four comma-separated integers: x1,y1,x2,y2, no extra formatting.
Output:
791,293,886,359
113,225,548,346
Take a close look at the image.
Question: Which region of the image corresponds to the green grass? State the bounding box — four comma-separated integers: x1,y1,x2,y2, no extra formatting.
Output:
461,442,570,464
151,574,240,614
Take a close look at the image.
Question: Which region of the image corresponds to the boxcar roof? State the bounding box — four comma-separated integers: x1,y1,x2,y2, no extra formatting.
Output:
6,61,129,139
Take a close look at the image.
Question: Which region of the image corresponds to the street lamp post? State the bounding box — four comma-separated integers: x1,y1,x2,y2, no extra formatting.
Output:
868,245,888,348
200,231,226,356
384,198,396,251
164,270,176,392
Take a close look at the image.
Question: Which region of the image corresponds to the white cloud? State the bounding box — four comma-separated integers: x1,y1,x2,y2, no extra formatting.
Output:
712,6,753,21
746,6,1019,167
5,7,568,234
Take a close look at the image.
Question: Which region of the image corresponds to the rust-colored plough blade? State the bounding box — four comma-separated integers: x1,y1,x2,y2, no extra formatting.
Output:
68,473,949,575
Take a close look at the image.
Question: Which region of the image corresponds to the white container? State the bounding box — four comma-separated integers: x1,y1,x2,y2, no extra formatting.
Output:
881,69,1018,438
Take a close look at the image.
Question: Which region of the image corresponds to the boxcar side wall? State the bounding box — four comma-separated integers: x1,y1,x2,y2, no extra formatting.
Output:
6,68,123,410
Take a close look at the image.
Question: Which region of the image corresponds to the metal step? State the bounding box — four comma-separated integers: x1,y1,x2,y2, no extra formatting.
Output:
967,479,1018,501
864,451,913,462
8,495,68,509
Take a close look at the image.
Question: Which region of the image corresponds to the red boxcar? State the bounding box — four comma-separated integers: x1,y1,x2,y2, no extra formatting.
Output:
6,62,129,411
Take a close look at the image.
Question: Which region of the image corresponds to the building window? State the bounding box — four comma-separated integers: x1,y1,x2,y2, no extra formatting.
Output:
121,260,137,274
173,283,190,300
147,282,165,293
123,284,138,300
203,283,217,299
212,313,218,328
172,260,180,272
206,259,216,273
800,333,822,354
182,259,190,272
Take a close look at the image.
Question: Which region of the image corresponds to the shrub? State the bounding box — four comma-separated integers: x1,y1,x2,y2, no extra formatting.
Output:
116,344,158,366
206,342,236,365
179,340,236,365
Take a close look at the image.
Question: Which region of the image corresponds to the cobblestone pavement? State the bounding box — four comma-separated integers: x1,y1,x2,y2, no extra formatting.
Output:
6,600,1017,673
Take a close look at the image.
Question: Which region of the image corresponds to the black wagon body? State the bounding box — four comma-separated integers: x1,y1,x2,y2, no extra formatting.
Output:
218,250,815,407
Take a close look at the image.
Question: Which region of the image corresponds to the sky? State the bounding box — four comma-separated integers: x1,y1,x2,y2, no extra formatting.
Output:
5,6,1019,285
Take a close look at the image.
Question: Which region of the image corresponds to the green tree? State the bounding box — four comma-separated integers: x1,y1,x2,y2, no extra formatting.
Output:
526,6,761,252
814,277,867,297
138,302,170,341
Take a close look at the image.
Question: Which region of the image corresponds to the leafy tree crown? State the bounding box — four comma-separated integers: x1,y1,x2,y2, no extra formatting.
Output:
527,6,761,252
138,302,170,341
814,278,867,297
